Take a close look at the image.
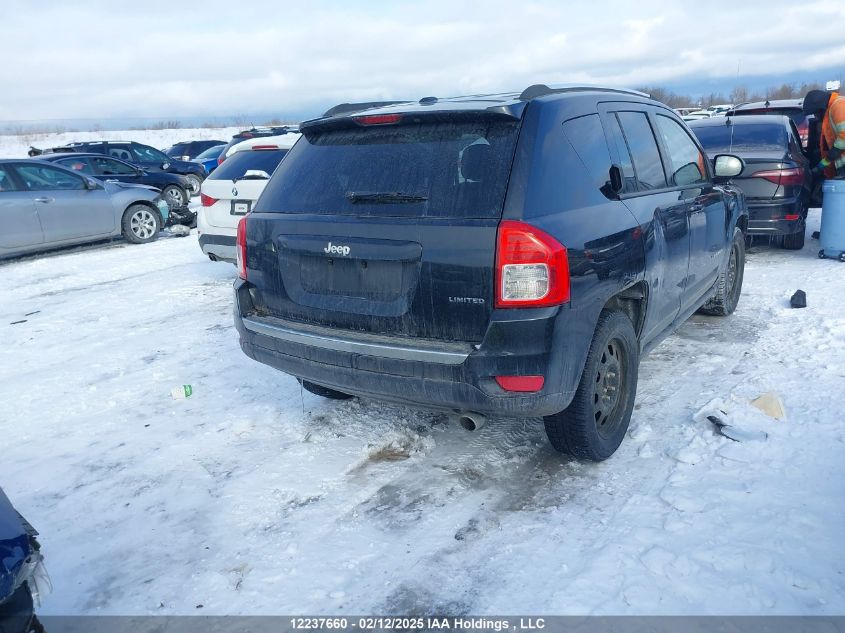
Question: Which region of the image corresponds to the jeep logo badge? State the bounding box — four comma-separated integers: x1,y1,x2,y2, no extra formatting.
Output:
324,242,351,256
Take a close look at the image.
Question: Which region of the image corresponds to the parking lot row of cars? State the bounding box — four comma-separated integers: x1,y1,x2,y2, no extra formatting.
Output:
0,127,299,258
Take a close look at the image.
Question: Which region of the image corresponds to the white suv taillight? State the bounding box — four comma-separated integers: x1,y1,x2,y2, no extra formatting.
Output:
495,220,569,308
236,216,248,280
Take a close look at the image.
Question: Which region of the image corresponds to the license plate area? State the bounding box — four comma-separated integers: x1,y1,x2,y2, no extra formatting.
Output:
231,200,251,216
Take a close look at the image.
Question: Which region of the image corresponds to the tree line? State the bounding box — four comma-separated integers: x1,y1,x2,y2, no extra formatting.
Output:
636,82,827,109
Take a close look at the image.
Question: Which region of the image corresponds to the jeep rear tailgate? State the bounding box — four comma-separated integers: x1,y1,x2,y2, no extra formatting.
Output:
244,116,521,344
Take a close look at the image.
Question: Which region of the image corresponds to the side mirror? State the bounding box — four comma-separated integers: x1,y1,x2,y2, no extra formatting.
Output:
603,164,624,198
713,154,744,179
84,177,100,190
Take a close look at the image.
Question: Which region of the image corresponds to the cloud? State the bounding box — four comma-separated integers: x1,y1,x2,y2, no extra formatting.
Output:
2,0,843,121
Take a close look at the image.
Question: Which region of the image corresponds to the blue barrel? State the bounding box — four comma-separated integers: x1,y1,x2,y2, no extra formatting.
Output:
820,179,845,260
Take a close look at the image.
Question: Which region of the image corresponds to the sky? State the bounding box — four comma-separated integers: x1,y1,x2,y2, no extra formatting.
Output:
2,0,844,124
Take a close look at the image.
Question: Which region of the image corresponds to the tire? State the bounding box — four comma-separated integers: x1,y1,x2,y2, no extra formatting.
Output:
121,204,160,244
184,174,202,195
782,219,806,250
161,185,186,209
543,310,639,461
299,379,354,400
698,227,745,316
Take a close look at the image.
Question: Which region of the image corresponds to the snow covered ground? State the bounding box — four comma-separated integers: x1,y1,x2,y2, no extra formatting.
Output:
1,210,844,616
0,127,244,158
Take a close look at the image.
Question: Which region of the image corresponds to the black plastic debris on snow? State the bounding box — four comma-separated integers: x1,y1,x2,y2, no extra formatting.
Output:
790,290,807,309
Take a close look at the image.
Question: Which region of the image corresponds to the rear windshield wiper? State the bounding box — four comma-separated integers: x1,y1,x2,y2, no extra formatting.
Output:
346,191,428,204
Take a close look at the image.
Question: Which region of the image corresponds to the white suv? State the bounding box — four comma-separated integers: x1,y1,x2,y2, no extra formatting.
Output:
197,134,300,263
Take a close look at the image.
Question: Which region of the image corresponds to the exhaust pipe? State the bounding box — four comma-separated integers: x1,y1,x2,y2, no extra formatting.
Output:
456,412,486,432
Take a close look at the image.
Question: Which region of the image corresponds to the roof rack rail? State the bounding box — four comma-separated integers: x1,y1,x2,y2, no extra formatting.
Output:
322,101,409,118
519,84,650,101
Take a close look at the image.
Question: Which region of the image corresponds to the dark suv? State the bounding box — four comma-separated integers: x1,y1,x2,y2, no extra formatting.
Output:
233,85,748,460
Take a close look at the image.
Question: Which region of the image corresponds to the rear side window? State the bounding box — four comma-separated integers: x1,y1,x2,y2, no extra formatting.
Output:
108,146,134,162
257,120,520,218
166,143,189,157
0,166,18,191
562,114,612,192
616,112,667,191
654,115,708,187
210,149,288,181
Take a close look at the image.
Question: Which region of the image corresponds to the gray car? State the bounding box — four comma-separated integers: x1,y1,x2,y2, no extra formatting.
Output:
0,159,170,258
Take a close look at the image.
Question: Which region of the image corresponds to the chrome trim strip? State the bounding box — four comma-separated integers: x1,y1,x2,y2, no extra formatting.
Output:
242,316,470,365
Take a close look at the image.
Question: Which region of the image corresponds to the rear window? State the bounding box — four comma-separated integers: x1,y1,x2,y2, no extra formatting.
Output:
693,122,787,151
194,144,224,160
166,143,190,157
734,108,806,127
256,120,520,218
210,149,288,181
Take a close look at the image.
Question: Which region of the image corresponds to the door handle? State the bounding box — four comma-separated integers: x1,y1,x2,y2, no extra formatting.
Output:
34,197,53,203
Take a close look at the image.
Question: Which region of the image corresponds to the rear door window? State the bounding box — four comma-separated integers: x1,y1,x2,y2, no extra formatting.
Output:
654,115,708,187
131,144,169,164
257,119,520,218
56,157,95,175
616,112,667,191
210,149,288,181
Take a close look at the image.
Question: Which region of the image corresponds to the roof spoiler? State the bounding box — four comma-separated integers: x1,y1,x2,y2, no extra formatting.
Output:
322,101,410,118
519,84,650,101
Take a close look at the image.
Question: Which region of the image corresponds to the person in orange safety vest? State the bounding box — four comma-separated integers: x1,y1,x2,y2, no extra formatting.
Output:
803,89,845,179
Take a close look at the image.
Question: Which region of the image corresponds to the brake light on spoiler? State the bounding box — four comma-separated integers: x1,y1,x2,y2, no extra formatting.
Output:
495,221,570,308
353,114,403,126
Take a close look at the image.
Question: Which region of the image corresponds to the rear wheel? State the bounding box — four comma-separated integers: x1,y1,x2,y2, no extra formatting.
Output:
299,380,354,400
698,227,744,316
121,204,160,244
544,310,639,461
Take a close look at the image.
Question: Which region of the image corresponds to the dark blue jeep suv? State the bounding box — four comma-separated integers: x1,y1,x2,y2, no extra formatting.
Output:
233,85,748,460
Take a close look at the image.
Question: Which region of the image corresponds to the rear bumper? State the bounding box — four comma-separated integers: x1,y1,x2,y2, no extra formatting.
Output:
198,234,236,263
747,197,804,235
234,280,587,417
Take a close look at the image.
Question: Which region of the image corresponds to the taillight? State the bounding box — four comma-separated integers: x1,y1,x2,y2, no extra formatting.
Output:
251,145,279,150
353,114,403,126
495,220,569,308
753,168,804,186
495,375,545,392
236,216,248,280
200,193,217,207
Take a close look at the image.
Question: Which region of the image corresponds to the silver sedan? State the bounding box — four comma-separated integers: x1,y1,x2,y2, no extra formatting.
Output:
0,159,170,258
